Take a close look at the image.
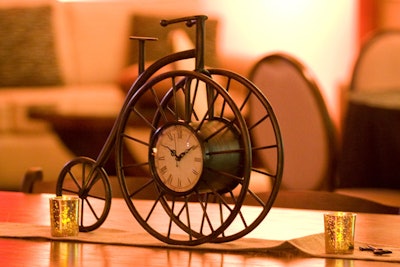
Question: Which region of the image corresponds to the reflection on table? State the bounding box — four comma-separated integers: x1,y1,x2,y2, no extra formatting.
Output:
338,90,400,189
0,191,399,266
0,238,373,267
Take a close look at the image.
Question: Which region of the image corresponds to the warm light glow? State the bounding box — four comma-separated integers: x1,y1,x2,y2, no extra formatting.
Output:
202,0,358,128
57,0,116,2
54,0,357,130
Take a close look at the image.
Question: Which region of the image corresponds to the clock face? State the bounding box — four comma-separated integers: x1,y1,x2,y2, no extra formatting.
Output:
150,123,204,193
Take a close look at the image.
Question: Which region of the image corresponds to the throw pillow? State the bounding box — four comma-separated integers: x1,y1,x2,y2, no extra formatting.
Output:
0,5,63,87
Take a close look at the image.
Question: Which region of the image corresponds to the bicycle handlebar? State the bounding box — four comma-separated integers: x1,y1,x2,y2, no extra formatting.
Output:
160,15,208,27
160,15,208,71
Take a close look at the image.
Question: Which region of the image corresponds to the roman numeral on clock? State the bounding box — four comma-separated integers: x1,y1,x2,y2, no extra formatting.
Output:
164,174,173,185
160,166,168,175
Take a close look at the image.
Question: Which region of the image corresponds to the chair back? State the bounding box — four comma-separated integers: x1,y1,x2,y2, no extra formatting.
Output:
249,53,337,190
350,30,400,91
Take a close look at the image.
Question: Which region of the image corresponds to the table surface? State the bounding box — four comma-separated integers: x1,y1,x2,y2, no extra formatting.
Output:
0,191,399,267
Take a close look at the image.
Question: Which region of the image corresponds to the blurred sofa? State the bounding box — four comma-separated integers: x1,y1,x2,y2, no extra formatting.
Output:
0,0,229,190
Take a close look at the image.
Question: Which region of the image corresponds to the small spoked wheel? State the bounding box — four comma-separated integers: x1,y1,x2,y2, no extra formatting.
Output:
56,156,112,232
116,70,252,245
207,69,283,242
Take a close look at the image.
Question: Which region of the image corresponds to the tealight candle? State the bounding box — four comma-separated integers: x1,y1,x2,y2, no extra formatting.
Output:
49,196,80,237
324,212,356,254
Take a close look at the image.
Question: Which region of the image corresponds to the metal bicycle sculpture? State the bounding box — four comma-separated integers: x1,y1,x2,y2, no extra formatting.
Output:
56,15,283,246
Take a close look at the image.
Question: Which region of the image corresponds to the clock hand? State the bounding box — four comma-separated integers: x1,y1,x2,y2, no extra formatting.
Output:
176,145,198,160
161,144,177,158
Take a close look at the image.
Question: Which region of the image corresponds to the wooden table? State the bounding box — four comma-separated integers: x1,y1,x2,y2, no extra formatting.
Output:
0,191,399,266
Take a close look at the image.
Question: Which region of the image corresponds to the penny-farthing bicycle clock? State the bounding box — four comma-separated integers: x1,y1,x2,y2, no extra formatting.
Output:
56,15,283,246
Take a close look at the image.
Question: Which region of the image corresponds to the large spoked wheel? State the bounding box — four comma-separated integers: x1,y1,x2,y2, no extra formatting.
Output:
115,70,252,245
56,156,112,232
207,69,283,242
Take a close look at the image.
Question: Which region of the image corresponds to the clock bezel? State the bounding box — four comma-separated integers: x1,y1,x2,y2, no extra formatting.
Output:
149,122,205,195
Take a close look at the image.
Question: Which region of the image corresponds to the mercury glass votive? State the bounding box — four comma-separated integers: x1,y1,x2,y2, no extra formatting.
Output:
49,196,80,237
324,212,356,254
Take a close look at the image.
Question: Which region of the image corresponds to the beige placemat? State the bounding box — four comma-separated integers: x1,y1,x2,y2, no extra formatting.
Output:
0,222,399,262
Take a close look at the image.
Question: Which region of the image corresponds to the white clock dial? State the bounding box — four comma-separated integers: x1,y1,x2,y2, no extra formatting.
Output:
151,124,203,193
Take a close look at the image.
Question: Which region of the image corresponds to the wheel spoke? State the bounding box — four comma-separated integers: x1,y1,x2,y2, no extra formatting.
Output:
128,178,155,199
121,132,150,147
244,187,267,206
247,113,271,131
221,191,248,228
132,107,157,130
201,118,235,141
86,192,108,201
204,168,245,183
184,76,201,122
251,166,278,179
150,86,170,122
194,90,221,130
171,76,182,121
144,193,164,222
83,198,100,221
206,147,245,156
122,161,149,171
252,144,278,151
183,200,193,240
197,194,215,235
66,170,82,191
201,180,235,212
62,188,79,195
167,198,175,238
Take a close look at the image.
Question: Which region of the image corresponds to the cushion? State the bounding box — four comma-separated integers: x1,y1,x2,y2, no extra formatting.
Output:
0,5,63,87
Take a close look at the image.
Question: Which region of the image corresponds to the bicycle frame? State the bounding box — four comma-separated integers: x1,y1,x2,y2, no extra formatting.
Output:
94,15,209,173
56,15,283,243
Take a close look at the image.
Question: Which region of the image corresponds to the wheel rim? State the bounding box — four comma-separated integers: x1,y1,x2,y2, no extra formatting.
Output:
207,68,283,242
116,70,251,245
56,157,112,232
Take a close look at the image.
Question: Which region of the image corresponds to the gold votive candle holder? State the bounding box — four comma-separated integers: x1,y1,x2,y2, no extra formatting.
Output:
324,212,356,254
49,196,80,237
